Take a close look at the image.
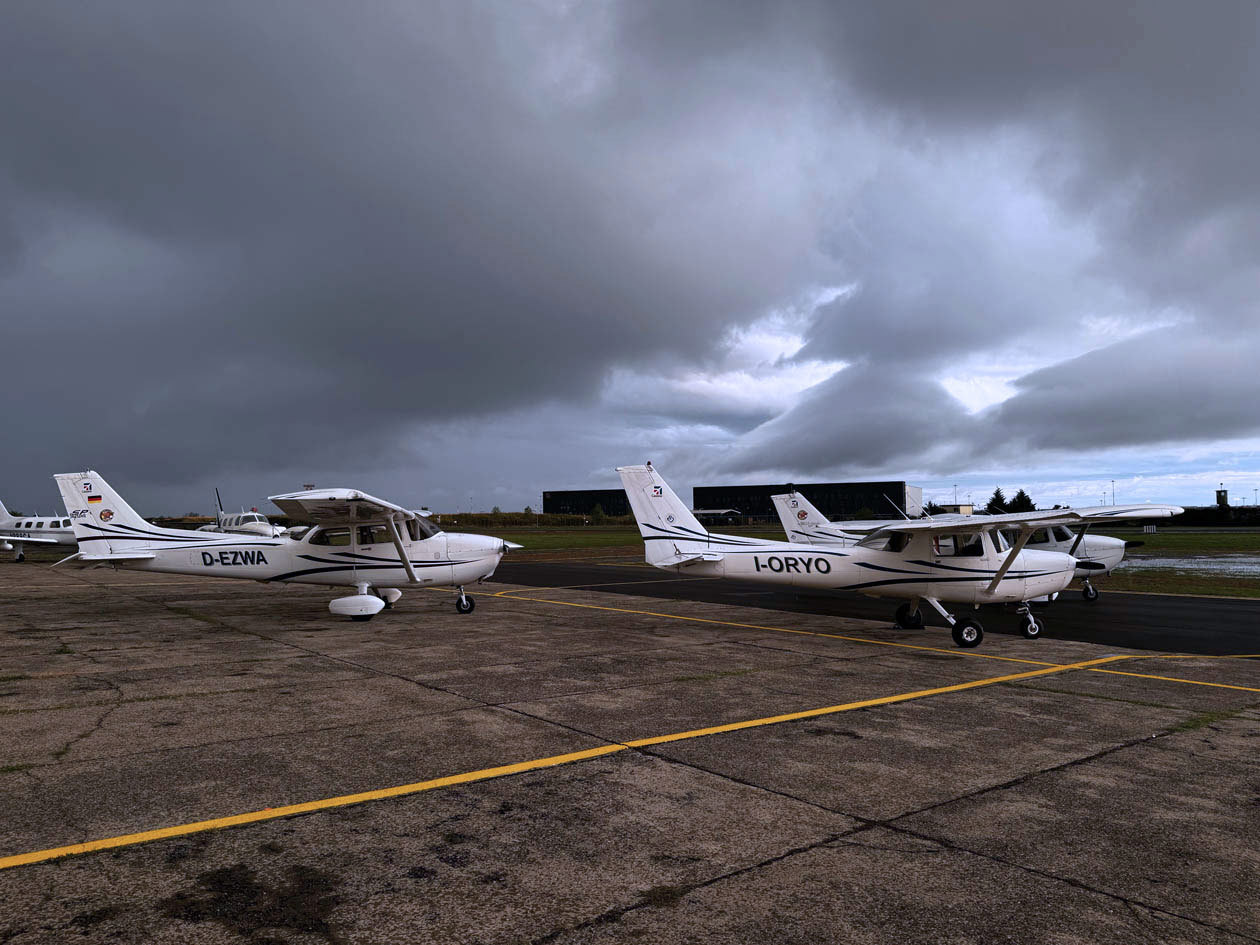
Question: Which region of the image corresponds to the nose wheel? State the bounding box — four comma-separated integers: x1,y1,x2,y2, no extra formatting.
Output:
1010,602,1046,639
1081,581,1099,602
455,587,475,614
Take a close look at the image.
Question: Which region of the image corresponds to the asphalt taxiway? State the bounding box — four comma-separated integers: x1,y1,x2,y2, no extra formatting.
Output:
0,558,1257,943
496,556,1260,655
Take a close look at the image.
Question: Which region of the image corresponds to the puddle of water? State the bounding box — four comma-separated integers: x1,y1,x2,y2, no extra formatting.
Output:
1119,554,1260,577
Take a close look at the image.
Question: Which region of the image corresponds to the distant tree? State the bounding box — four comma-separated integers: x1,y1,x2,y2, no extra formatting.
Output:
523,505,533,514
590,503,605,524
1007,489,1035,513
985,487,1008,513
923,500,945,516
491,505,502,514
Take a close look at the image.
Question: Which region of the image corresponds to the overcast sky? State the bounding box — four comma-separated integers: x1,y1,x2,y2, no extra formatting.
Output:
3,1,1258,515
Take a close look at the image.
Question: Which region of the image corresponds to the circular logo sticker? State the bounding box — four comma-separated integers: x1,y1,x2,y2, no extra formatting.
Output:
666,514,676,523
99,509,115,522
797,510,808,520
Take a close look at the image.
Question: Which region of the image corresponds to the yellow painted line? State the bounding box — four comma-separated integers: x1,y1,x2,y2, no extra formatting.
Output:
625,655,1130,747
0,744,627,872
0,655,1125,872
1089,669,1260,693
491,588,1057,666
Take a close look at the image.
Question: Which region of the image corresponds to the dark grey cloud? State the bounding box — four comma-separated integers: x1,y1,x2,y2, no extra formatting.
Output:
0,1,836,504
1,1,1257,511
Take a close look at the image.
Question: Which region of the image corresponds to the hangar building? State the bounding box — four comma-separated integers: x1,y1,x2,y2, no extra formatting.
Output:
692,481,923,521
542,489,631,517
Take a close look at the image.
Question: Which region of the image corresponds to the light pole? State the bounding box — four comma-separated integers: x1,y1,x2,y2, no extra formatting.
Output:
953,484,958,505
1111,479,1115,505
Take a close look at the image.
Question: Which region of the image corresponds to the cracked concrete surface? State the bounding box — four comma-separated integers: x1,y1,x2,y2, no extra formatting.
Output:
0,555,1257,944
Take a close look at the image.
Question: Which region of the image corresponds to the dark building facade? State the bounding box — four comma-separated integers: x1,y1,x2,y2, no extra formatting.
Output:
542,488,631,516
692,481,922,521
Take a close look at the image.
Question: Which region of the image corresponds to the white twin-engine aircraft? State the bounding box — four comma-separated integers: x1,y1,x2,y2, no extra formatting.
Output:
0,498,78,561
772,490,1182,601
53,471,521,620
621,463,1135,648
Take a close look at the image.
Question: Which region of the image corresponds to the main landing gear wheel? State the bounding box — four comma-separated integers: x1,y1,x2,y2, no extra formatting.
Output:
1081,582,1099,603
894,603,924,629
14,552,24,563
951,619,983,648
350,614,374,622
1021,615,1045,640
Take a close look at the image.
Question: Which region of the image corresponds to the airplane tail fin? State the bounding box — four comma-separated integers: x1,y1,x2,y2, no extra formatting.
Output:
616,464,710,566
772,490,831,544
54,471,157,553
0,497,9,521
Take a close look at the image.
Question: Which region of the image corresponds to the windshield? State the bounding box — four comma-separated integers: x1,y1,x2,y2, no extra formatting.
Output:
407,517,442,540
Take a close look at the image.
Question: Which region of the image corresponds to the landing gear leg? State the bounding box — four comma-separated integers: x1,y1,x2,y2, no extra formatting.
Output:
1016,603,1045,640
924,597,983,648
455,586,475,614
1081,580,1099,603
350,582,375,622
14,549,25,563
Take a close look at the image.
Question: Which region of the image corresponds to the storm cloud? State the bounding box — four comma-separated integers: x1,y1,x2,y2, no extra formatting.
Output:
1,2,1257,512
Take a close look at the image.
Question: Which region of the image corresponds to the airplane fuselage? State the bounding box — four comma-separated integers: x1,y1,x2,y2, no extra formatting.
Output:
73,522,505,590
653,532,1075,605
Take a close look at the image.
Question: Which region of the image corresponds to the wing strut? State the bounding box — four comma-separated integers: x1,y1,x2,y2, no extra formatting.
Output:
1067,524,1090,557
986,527,1034,594
384,514,419,584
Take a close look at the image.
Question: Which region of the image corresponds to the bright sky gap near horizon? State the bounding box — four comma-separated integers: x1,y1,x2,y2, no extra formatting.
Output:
2,2,1259,515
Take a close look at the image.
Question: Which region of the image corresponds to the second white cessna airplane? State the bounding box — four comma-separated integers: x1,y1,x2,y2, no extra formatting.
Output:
53,471,521,620
773,490,1183,601
621,464,1107,648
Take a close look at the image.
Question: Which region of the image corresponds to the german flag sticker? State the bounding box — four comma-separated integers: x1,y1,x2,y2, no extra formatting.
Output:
87,495,102,503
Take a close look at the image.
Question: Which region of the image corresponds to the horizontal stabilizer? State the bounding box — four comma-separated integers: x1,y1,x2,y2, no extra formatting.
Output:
656,551,724,567
53,551,157,569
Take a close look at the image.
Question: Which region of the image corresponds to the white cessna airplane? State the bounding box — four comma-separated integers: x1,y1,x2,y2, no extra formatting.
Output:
53,471,521,620
620,464,1115,648
0,498,78,561
773,490,1182,601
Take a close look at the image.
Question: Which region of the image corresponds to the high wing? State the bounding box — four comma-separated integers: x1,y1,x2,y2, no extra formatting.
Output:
268,489,419,524
1068,503,1184,520
861,509,1081,536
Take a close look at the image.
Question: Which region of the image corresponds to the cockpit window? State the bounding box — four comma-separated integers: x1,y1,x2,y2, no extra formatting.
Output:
991,530,1009,553
357,525,391,545
1026,528,1049,545
937,532,984,557
308,527,350,546
1052,526,1075,542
